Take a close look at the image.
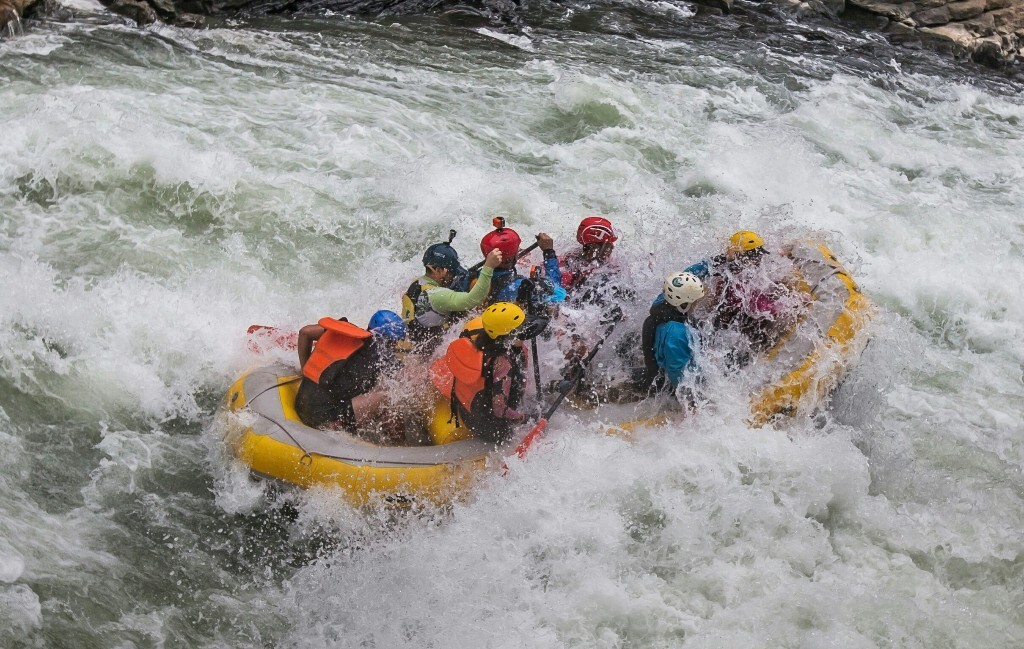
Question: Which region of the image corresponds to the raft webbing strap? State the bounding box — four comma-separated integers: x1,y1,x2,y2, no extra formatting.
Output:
242,376,302,411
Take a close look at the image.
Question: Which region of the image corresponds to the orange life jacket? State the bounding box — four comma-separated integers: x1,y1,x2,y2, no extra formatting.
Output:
431,336,486,413
302,318,373,384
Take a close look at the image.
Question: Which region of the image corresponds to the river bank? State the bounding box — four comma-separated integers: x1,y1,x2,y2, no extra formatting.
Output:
3,0,1023,70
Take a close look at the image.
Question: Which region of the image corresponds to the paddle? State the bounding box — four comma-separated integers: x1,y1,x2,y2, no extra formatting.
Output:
512,312,623,460
246,324,298,353
520,268,546,402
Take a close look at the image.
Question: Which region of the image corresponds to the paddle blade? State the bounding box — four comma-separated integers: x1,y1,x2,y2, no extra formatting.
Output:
513,418,549,460
246,325,298,353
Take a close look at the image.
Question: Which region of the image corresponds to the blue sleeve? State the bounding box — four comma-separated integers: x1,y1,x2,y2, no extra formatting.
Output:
543,253,563,287
654,321,698,386
496,277,522,303
652,293,666,307
684,260,710,279
451,272,472,292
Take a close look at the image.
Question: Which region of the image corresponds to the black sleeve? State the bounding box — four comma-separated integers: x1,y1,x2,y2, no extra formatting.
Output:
640,314,660,387
350,341,385,395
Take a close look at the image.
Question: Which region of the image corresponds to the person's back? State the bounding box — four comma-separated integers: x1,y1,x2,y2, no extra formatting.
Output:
471,219,563,313
432,302,529,445
637,272,705,393
294,312,405,431
654,320,699,387
560,216,629,308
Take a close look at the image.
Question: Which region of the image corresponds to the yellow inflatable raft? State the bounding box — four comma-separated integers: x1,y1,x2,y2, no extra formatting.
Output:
222,364,498,506
746,241,875,426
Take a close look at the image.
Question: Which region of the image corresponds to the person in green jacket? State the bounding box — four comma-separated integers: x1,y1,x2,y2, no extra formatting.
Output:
401,236,503,354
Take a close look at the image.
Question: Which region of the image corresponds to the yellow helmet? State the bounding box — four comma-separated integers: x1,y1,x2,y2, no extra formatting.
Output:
481,302,525,339
728,231,765,253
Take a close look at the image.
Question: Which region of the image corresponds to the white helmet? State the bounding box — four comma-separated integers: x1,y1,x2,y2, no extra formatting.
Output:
663,272,705,313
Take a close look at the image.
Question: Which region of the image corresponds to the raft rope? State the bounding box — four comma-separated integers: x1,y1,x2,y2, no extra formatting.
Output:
251,411,315,466
242,375,314,465
241,376,302,410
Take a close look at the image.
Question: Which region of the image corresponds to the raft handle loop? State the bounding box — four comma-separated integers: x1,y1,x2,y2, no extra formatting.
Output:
299,453,313,466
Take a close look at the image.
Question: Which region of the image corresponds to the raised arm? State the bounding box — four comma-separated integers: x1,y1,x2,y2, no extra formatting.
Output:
297,324,325,369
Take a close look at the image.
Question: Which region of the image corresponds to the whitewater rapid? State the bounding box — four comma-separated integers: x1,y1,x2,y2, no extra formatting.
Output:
1,7,1022,648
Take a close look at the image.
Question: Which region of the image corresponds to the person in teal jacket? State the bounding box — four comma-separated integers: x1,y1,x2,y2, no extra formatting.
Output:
637,272,706,401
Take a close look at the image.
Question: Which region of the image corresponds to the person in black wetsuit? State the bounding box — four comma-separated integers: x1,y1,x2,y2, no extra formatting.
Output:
294,310,405,434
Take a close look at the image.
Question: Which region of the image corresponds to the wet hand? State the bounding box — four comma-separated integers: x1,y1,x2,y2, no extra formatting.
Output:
484,249,503,269
564,340,588,364
536,233,554,251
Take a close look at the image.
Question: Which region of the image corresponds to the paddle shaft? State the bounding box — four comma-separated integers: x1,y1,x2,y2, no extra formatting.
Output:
514,316,621,459
531,337,542,401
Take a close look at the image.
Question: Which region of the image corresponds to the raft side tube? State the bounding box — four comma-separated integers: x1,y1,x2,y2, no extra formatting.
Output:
222,364,499,505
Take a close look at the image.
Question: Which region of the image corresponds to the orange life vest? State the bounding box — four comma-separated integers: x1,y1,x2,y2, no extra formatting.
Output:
431,337,486,413
302,318,373,384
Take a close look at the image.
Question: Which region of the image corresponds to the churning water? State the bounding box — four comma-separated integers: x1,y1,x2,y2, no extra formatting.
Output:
2,3,1022,647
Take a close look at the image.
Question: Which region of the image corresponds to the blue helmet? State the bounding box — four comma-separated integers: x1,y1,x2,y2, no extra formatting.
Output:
368,310,406,341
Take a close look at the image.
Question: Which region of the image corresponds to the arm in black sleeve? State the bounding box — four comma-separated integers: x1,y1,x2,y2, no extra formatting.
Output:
638,302,686,389
640,314,660,387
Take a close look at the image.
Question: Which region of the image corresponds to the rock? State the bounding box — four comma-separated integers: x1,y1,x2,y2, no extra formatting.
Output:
948,0,988,19
0,2,16,30
884,19,917,31
172,11,204,26
989,6,1024,30
793,0,836,17
984,0,1013,10
972,34,1006,62
964,10,996,33
146,0,176,19
886,18,920,40
913,5,951,24
818,0,846,15
774,0,804,11
919,21,975,52
102,0,157,24
1,0,40,31
694,5,724,15
694,0,733,13
847,0,917,20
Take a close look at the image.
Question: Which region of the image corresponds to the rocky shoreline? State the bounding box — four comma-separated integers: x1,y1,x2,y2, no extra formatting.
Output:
2,0,1022,69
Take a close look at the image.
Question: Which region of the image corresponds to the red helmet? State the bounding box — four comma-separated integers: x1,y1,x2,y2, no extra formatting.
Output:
480,227,522,259
576,217,618,245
